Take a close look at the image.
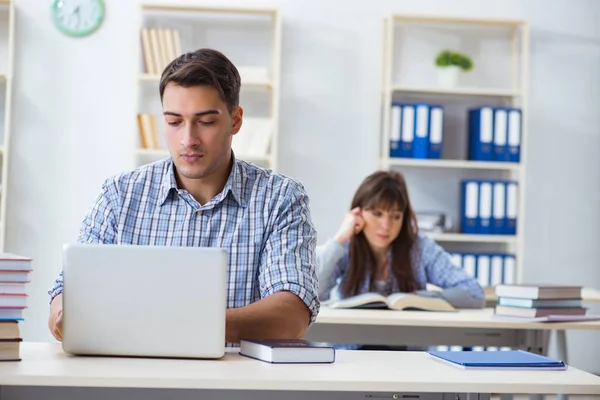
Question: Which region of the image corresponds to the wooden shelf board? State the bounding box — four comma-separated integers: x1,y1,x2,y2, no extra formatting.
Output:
138,74,272,88
141,2,277,16
425,232,518,244
391,85,521,97
391,14,526,28
384,158,521,171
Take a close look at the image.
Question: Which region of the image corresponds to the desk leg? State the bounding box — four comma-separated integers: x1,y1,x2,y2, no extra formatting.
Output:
556,330,569,400
521,329,548,400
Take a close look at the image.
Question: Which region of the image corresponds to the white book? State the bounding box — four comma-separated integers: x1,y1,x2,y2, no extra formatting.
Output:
239,339,335,364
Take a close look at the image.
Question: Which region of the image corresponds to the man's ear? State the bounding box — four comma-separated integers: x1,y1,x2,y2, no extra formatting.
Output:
231,106,243,135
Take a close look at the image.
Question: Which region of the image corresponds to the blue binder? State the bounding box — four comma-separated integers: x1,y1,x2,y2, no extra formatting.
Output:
493,108,509,161
400,104,415,158
478,180,493,234
389,103,403,158
492,180,506,234
505,181,518,235
507,108,522,162
461,180,479,234
428,105,444,159
427,350,567,370
468,107,493,161
413,104,430,159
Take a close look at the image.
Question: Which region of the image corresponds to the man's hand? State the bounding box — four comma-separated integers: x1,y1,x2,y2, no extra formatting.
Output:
48,293,64,342
225,291,311,343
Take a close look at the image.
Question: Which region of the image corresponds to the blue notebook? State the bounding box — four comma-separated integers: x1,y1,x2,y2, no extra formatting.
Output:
427,350,567,370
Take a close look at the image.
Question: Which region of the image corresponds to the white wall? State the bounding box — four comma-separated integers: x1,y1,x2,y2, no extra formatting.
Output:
5,0,600,372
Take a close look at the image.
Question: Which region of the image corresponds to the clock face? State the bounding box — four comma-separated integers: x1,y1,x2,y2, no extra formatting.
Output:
51,0,105,37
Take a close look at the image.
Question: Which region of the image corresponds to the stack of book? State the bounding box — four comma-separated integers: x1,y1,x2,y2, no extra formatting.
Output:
0,253,32,361
494,284,589,321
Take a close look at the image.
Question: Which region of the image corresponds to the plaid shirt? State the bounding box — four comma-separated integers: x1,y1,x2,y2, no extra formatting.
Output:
48,156,320,323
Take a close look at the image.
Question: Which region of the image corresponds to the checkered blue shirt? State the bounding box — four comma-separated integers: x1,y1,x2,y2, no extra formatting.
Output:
48,156,320,322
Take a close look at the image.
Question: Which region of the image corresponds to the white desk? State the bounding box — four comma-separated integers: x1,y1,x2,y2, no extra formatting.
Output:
0,342,599,400
306,307,600,400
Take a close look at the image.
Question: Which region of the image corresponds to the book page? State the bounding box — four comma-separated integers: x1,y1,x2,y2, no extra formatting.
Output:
328,292,388,309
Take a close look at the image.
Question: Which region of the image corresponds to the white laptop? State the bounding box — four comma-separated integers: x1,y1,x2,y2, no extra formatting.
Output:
61,243,228,359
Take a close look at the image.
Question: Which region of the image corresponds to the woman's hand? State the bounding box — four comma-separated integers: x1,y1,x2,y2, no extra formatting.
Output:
334,207,365,245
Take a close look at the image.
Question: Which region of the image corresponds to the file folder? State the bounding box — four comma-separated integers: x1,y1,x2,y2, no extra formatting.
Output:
389,103,402,158
492,181,506,234
413,104,429,159
478,181,492,234
506,181,518,234
477,255,490,287
427,350,567,370
463,254,476,279
503,255,516,284
493,108,508,161
507,108,522,162
428,105,444,159
400,105,415,158
468,107,493,161
461,181,479,234
490,254,504,286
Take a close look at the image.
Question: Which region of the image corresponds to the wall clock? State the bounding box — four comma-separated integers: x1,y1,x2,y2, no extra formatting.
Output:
51,0,105,37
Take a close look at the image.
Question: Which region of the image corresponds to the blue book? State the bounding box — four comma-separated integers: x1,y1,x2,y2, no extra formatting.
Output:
427,350,567,370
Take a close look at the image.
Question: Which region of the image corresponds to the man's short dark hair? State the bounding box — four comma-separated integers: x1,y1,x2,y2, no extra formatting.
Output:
159,48,241,113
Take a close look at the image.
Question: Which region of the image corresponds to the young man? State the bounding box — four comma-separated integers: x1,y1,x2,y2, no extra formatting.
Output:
47,49,320,344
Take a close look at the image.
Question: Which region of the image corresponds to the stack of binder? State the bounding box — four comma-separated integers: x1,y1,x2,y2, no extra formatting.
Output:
461,179,518,235
389,103,444,159
468,106,522,162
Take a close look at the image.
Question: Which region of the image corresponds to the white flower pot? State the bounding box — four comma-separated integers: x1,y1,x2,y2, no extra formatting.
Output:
437,66,460,88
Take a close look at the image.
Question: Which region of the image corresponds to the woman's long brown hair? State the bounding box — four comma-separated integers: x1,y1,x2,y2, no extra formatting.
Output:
341,170,420,297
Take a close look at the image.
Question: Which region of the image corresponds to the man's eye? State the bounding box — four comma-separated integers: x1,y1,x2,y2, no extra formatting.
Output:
199,121,215,126
167,121,180,126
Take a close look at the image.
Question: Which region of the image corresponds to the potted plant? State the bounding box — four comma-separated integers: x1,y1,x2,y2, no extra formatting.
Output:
435,50,473,88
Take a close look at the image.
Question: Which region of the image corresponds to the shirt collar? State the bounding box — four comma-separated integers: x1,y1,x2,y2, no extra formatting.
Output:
157,152,246,207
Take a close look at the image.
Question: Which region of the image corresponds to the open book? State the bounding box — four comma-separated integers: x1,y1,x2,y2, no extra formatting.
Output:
325,292,456,312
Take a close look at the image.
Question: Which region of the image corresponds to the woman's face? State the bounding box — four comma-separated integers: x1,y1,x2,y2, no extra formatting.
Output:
361,204,404,253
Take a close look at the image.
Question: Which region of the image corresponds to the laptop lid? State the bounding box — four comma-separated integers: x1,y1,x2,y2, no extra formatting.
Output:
61,243,227,359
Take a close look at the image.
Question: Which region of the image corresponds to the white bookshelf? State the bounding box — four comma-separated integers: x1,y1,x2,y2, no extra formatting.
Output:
0,0,14,253
134,1,281,171
379,14,529,286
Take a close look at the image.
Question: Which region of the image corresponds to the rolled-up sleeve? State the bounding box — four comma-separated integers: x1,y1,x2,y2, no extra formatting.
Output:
259,181,320,323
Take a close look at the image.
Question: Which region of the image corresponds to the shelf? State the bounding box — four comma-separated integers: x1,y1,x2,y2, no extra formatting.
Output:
138,74,272,89
384,158,521,171
390,85,521,97
391,14,526,28
141,1,277,15
425,232,518,244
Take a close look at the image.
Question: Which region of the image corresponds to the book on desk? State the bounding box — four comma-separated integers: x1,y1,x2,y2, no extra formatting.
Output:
428,349,567,370
324,292,456,312
239,339,336,364
492,284,600,321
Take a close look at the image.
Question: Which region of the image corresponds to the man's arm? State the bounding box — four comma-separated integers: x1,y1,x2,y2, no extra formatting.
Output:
226,180,319,343
47,180,118,341
226,291,309,343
